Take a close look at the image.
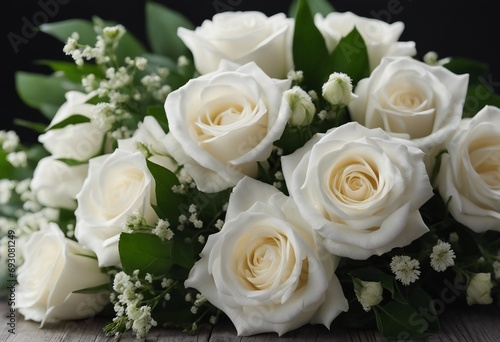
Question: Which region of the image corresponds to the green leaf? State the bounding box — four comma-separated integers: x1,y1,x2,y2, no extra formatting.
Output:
47,114,91,131
146,160,184,222
73,283,109,294
374,302,429,339
444,57,489,84
327,27,369,85
15,72,80,119
114,27,147,61
36,60,104,83
171,239,196,269
119,232,173,276
40,19,97,45
292,0,330,90
146,2,194,59
56,158,89,166
146,105,169,133
289,0,335,17
13,119,47,133
463,84,500,118
408,286,440,332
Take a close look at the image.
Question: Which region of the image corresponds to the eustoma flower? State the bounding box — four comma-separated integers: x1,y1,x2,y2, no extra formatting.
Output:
438,105,500,232
74,149,157,267
178,11,293,79
165,61,291,192
282,122,433,259
314,12,416,71
185,177,348,336
348,57,468,170
17,223,109,325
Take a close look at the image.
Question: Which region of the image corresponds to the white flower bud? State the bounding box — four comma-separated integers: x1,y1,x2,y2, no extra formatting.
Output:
322,72,357,106
355,281,383,312
466,273,493,305
284,86,316,127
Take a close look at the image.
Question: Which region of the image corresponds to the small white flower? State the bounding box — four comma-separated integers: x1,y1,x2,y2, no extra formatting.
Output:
449,232,459,243
0,130,20,152
284,86,316,127
355,281,383,312
134,57,148,71
0,180,16,204
152,219,174,241
430,240,456,272
7,151,27,168
177,55,189,67
214,219,224,230
122,210,146,232
322,72,357,106
390,255,421,286
198,235,205,244
287,70,304,83
161,278,173,289
423,51,451,66
144,273,153,283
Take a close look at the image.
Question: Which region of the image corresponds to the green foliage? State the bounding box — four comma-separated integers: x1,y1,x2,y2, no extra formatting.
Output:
146,160,184,222
40,19,97,45
47,114,91,131
15,72,79,119
36,60,104,83
146,2,194,59
119,232,174,276
40,18,146,62
289,0,335,17
292,0,329,90
327,27,369,85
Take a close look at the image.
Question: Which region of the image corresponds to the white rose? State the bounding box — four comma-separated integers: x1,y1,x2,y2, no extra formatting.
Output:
30,156,88,210
438,106,500,233
466,273,494,305
75,149,157,267
282,122,433,260
17,223,109,325
178,12,293,79
348,57,468,170
185,177,348,336
165,61,291,193
118,116,177,171
314,11,416,71
38,91,105,161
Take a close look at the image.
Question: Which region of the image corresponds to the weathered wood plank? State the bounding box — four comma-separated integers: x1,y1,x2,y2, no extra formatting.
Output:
1,301,499,341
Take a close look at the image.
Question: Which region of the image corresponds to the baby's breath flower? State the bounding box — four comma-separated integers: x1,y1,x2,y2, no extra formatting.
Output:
177,55,189,67
287,70,304,83
152,219,174,241
430,240,456,272
134,57,148,71
390,255,421,286
198,235,206,244
214,219,224,230
122,210,146,232
161,278,173,289
0,180,16,204
0,130,20,152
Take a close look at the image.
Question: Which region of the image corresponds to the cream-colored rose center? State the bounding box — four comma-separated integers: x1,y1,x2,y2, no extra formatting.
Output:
236,230,308,292
376,77,436,139
469,138,500,189
102,168,145,218
329,157,379,205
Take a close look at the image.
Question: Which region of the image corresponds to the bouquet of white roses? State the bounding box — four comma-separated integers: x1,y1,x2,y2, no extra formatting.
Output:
2,0,500,339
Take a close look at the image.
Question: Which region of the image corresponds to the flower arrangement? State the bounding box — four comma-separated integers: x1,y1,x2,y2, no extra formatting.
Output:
2,0,500,339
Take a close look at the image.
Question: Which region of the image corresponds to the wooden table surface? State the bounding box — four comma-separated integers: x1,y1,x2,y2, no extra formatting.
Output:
1,301,499,341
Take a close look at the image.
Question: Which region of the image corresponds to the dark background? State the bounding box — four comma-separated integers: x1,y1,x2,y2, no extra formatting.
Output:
2,0,500,143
